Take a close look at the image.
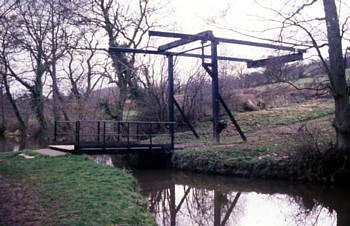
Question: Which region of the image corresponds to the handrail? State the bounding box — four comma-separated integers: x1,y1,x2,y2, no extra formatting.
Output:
53,120,175,153
55,120,175,124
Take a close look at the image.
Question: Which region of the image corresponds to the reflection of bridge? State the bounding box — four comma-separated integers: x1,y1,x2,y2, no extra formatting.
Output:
51,120,174,154
132,169,350,226
134,169,243,226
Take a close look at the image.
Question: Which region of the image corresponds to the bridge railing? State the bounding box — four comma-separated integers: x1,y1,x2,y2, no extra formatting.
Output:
53,120,175,152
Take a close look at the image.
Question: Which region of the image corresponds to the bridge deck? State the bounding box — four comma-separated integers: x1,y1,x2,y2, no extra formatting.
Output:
52,120,174,155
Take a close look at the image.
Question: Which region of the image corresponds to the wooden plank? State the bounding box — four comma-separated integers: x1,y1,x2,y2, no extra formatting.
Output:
49,145,75,152
35,149,69,157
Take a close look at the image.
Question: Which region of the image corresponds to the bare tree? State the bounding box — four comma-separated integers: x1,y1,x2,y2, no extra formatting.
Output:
221,0,350,151
84,0,163,120
322,0,350,151
137,57,168,122
270,0,350,150
63,31,106,120
0,0,19,19
0,0,51,135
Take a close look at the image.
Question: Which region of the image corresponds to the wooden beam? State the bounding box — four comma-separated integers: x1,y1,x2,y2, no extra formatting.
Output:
247,53,303,68
108,47,252,62
157,31,212,51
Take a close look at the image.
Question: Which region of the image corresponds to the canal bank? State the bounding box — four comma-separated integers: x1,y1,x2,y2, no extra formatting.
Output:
0,151,156,226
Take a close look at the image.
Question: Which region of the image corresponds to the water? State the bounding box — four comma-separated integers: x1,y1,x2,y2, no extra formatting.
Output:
132,169,350,226
0,137,48,152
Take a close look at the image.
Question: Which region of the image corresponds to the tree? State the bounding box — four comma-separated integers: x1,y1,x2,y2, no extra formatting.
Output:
136,58,169,122
249,0,350,151
322,0,350,151
0,0,70,135
85,0,162,120
274,0,350,151
210,0,350,150
0,0,18,19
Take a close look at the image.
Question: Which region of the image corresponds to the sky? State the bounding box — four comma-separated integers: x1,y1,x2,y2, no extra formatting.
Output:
146,0,308,76
160,0,334,61
169,0,270,33
168,0,326,35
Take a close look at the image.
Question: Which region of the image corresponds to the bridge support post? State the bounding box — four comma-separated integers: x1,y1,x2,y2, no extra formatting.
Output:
54,121,58,143
74,121,82,154
211,39,220,144
168,55,175,149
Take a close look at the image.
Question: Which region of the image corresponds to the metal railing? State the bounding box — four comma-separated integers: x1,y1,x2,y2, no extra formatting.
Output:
53,120,175,152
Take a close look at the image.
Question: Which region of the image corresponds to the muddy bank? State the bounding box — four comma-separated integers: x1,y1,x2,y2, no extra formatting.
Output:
0,175,47,226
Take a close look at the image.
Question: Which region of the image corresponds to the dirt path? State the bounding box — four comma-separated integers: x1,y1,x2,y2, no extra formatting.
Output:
0,175,47,226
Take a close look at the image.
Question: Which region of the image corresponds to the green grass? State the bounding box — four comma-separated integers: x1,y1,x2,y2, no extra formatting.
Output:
172,145,276,176
172,97,336,177
237,99,334,128
0,151,156,226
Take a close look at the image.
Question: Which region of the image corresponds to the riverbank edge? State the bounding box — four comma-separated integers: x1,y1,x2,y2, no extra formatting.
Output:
0,150,157,226
170,145,350,184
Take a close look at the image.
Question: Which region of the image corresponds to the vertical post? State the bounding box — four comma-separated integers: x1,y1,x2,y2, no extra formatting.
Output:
117,122,121,141
136,123,140,142
103,121,106,151
54,121,58,143
149,122,153,149
97,121,101,142
168,54,175,149
211,39,220,144
75,121,80,152
127,122,130,149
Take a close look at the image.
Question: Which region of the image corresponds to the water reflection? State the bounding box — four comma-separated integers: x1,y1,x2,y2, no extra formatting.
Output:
133,169,349,226
0,137,48,152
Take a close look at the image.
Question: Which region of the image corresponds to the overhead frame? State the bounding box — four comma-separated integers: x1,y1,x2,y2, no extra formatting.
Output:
109,30,305,145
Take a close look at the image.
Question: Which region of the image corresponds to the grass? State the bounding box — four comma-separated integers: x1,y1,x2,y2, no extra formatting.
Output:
0,151,156,226
172,97,336,179
236,98,334,128
175,98,334,144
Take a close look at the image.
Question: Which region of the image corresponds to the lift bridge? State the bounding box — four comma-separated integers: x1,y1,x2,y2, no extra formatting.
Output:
51,30,304,155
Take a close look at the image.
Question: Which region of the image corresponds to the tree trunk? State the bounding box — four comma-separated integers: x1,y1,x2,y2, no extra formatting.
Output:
322,0,350,151
0,81,5,136
32,77,47,135
110,52,134,121
112,55,128,121
2,75,26,133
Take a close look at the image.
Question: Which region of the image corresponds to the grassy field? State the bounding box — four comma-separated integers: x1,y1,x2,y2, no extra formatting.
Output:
0,151,156,225
176,98,335,147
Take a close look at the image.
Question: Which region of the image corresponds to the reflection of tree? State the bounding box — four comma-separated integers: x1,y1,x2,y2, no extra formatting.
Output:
292,204,337,226
92,155,113,166
269,194,337,226
187,188,213,225
146,189,172,226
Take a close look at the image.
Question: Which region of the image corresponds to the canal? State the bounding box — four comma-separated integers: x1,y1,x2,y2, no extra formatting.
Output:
1,138,349,226
132,168,349,226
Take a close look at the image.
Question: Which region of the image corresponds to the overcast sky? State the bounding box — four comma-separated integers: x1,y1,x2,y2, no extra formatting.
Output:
152,0,300,63
162,0,348,62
